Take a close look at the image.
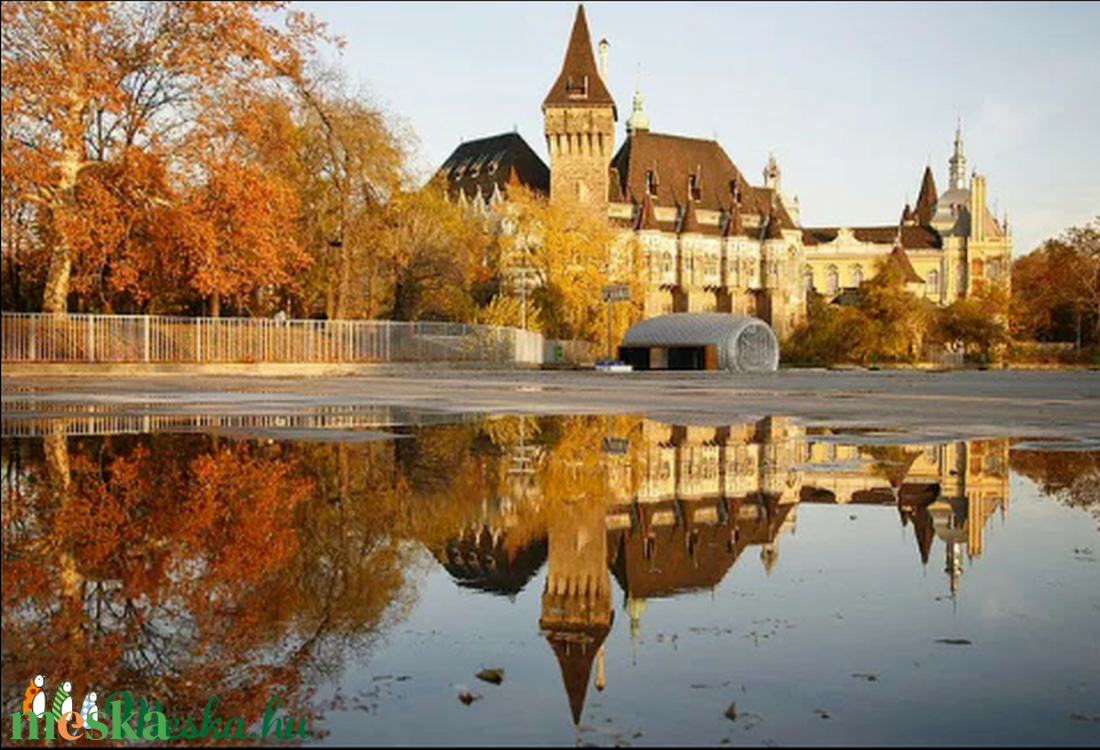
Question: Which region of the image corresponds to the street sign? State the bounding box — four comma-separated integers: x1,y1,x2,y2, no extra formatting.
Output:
602,285,631,303
602,438,630,456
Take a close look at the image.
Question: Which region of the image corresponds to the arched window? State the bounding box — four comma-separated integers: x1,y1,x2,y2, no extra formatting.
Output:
827,266,840,295
928,270,940,295
851,265,864,287
803,267,815,292
662,252,673,278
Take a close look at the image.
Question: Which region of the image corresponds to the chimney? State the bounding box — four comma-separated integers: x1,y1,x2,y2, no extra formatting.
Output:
598,38,610,82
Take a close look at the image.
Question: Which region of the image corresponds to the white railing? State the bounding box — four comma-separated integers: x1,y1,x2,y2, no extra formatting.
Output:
0,313,544,366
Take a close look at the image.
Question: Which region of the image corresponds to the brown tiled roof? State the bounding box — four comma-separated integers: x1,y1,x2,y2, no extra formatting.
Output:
610,131,797,230
915,167,938,226
544,625,610,725
724,204,745,238
438,132,550,202
635,193,659,231
762,210,785,241
982,206,1005,240
883,245,925,284
801,225,943,250
608,167,625,203
543,5,617,115
680,200,701,235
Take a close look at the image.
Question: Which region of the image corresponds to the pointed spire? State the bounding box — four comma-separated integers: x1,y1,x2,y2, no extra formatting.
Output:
543,4,617,114
915,166,938,226
902,204,915,226
626,67,650,136
949,119,968,191
546,629,610,725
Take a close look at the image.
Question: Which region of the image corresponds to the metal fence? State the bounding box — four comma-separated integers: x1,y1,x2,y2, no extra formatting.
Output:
1,313,544,366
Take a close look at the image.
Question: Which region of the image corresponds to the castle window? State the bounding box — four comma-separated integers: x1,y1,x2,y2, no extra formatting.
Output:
803,267,815,292
646,170,658,197
690,174,702,202
851,265,864,287
928,270,940,295
566,75,589,99
827,266,840,295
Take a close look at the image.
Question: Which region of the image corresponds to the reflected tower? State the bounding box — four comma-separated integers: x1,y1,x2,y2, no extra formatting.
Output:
540,496,614,726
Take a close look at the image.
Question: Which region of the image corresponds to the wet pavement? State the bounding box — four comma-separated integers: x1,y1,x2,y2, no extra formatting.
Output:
2,409,1098,746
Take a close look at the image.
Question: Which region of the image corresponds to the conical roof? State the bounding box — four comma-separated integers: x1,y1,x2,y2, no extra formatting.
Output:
543,5,617,114
915,167,938,226
545,625,611,725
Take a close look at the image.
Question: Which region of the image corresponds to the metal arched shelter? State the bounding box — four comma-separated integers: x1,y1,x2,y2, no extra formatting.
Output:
620,314,780,373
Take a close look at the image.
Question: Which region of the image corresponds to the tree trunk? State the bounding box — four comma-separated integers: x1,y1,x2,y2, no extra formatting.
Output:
44,424,85,649
336,242,351,320
210,292,221,319
42,16,89,315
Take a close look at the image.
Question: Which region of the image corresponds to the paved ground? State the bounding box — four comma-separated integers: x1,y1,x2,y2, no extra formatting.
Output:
3,368,1099,439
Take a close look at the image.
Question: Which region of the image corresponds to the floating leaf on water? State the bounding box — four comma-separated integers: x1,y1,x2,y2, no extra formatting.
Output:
476,669,505,686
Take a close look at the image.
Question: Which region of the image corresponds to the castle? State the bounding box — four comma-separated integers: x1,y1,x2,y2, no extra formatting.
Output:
440,4,1014,339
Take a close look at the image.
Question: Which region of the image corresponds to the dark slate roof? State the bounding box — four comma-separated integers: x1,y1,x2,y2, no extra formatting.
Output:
915,167,938,226
437,531,548,599
610,131,797,229
543,5,617,115
801,225,943,250
438,132,550,202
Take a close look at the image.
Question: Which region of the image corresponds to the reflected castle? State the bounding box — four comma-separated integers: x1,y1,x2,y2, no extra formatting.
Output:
1,415,1023,733
433,417,1009,724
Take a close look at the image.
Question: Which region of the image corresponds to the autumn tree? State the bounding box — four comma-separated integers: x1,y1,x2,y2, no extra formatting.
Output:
379,181,490,322
1013,217,1100,349
934,281,1010,363
1,1,331,314
784,255,932,366
501,189,636,343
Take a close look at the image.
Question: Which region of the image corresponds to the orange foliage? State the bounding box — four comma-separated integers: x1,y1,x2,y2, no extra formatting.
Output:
1,1,332,313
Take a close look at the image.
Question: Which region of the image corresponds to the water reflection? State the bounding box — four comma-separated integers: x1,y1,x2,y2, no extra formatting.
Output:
2,416,1097,743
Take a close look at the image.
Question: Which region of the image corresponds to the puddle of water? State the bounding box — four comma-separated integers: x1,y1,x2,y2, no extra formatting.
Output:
1,415,1098,746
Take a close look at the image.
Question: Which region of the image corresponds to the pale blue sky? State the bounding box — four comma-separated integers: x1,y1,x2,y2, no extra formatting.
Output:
302,1,1100,255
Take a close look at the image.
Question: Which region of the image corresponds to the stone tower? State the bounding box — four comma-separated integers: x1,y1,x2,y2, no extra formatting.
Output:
543,4,617,209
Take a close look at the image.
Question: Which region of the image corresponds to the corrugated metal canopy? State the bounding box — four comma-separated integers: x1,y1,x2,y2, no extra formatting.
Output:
621,314,780,373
